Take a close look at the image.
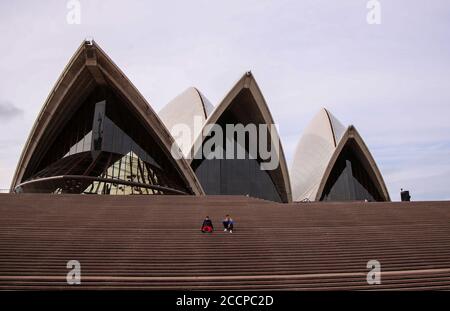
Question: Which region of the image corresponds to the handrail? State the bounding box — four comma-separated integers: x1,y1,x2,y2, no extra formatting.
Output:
13,175,189,195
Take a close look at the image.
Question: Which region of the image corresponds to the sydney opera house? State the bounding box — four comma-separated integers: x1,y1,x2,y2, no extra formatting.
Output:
1,40,449,290
10,40,388,204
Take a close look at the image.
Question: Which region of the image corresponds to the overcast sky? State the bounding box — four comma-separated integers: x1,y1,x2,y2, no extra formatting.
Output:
0,0,449,201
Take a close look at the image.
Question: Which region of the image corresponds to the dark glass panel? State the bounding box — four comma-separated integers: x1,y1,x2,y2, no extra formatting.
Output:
320,144,383,202
192,89,283,202
18,86,189,195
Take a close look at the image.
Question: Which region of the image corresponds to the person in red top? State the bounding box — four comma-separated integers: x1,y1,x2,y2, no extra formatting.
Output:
201,216,214,233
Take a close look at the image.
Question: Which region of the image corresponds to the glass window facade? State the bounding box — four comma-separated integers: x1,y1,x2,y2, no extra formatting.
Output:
320,143,383,202
17,87,189,195
192,89,283,202
194,157,282,202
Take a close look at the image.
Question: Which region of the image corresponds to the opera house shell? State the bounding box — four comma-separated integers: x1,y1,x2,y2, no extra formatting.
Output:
159,87,214,158
11,41,204,196
290,109,390,202
11,40,389,203
161,72,292,203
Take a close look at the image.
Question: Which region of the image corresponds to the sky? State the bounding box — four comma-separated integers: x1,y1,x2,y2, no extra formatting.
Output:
0,0,449,201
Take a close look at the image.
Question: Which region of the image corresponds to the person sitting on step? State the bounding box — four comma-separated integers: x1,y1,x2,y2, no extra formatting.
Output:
223,215,234,233
201,216,214,233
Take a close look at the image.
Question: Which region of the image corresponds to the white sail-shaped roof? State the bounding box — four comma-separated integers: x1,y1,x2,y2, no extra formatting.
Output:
159,87,213,157
188,71,293,203
11,40,205,196
290,108,346,201
316,125,390,202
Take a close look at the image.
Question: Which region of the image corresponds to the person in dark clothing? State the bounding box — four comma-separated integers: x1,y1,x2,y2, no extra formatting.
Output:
223,215,234,233
201,216,214,233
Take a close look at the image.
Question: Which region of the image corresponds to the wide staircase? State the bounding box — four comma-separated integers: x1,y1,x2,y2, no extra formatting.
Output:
0,194,449,290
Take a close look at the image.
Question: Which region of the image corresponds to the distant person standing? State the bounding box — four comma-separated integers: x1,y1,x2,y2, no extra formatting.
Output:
201,216,214,233
223,215,234,233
